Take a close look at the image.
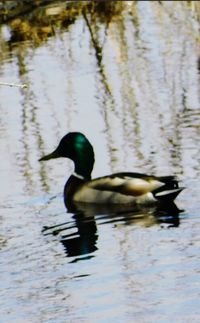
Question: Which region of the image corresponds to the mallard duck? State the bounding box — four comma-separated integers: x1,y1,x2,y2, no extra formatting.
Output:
39,132,184,207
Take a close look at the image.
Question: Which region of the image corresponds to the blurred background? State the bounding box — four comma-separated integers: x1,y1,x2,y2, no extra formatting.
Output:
0,1,200,322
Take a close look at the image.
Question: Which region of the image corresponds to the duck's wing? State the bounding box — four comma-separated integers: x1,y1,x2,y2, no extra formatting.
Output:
73,172,183,204
87,172,172,196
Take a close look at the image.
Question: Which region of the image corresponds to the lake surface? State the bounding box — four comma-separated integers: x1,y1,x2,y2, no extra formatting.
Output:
0,1,200,322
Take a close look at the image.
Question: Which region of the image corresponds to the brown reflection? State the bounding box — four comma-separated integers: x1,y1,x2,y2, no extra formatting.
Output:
90,6,143,174
112,13,143,170
15,48,38,194
0,1,128,46
11,43,51,194
96,0,200,179
82,7,112,96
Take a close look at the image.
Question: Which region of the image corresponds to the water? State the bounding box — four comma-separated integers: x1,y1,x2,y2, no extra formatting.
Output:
0,2,200,322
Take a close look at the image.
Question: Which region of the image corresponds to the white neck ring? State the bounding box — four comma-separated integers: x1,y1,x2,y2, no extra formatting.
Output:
72,172,85,180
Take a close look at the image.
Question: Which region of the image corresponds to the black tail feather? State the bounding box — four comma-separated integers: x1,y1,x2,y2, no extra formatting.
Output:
154,187,184,202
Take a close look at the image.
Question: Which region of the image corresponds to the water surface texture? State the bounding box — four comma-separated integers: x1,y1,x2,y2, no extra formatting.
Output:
0,1,200,322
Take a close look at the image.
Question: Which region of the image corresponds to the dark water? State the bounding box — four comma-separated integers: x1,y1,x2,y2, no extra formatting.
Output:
0,2,200,322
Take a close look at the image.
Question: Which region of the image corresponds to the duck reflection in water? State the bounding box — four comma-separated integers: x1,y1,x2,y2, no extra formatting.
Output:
42,201,181,259
40,132,184,259
61,211,98,259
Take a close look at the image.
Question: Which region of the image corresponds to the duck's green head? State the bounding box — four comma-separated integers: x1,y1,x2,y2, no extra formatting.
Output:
39,132,95,179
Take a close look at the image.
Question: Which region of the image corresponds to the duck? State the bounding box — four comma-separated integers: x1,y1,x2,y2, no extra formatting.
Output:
39,132,184,208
